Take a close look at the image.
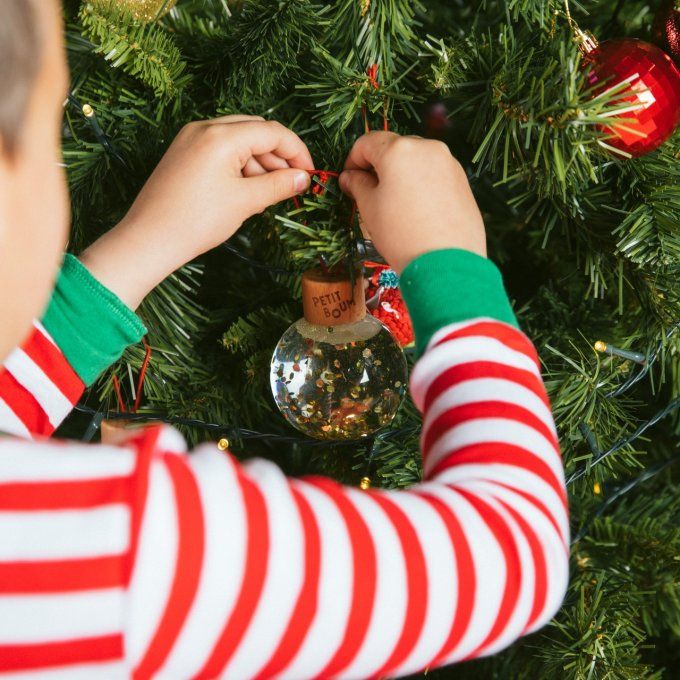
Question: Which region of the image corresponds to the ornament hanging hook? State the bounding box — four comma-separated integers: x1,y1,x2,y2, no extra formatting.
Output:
562,0,599,53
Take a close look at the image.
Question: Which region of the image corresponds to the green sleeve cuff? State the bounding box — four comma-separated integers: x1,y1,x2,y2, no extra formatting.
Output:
42,254,147,385
400,248,518,357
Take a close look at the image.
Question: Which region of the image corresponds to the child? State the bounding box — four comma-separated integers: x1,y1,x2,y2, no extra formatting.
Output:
0,1,569,678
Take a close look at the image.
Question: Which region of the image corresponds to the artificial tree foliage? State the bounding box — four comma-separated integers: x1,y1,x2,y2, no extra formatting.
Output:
61,1,679,677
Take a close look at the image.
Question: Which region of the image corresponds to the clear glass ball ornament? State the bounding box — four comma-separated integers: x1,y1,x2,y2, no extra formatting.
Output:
270,314,408,440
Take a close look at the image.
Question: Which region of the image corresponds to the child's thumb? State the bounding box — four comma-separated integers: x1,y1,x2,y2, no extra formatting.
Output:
338,170,378,204
246,169,311,212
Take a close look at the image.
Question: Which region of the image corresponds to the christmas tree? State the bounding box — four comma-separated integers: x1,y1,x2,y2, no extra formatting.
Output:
61,0,679,677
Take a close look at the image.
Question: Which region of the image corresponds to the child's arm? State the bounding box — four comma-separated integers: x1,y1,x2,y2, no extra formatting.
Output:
0,133,569,677
0,274,568,677
0,255,147,438
0,116,312,438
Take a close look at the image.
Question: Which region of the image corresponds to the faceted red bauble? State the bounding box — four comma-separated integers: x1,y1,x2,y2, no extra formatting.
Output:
652,0,680,66
583,38,680,157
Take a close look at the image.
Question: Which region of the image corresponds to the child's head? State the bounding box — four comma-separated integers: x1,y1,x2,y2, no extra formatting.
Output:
0,0,69,361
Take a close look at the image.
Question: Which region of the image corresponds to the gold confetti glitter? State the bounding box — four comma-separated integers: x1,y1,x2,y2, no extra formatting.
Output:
270,317,408,440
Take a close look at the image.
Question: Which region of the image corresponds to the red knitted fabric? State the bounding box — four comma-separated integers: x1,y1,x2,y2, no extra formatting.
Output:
364,263,414,347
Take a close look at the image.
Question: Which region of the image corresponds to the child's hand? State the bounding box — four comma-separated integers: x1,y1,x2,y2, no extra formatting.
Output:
80,115,314,308
339,131,486,273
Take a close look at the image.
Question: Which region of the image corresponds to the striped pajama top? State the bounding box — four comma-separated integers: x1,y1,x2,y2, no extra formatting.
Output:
0,250,569,678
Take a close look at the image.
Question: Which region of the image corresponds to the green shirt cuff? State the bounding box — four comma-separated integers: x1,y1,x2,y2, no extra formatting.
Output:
400,248,518,357
42,254,147,385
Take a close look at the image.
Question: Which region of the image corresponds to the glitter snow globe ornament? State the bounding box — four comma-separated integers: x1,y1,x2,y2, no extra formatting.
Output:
270,266,408,440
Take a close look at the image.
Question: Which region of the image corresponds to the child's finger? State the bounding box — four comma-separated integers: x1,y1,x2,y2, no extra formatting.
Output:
253,152,290,171
230,121,314,171
244,168,311,213
204,114,266,125
243,157,267,177
344,131,399,172
338,169,378,202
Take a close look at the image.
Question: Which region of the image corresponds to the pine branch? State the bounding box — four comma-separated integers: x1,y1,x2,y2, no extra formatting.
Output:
79,1,190,99
329,0,423,73
222,304,298,355
222,0,329,96
62,2,680,673
93,265,208,409
297,47,419,140
612,140,680,270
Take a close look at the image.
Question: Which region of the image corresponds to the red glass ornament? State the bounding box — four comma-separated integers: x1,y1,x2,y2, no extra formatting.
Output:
583,38,680,157
652,0,680,66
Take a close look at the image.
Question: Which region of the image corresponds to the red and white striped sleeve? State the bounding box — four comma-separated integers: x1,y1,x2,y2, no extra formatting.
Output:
0,255,147,440
0,321,85,439
0,317,569,679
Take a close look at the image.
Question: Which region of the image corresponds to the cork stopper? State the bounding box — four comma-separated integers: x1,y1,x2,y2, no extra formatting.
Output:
302,267,366,326
100,419,132,445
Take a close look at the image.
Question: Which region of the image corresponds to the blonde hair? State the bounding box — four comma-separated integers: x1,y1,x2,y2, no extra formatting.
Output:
0,0,40,152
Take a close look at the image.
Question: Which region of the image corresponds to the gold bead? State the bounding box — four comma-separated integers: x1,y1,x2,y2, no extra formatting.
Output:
82,103,94,118
593,482,601,495
217,438,230,451
359,476,371,490
594,340,606,353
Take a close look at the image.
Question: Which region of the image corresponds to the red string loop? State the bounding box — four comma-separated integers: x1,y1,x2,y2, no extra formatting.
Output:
308,169,339,177
288,66,389,249
292,169,340,208
362,64,389,133
133,339,152,413
110,338,152,415
367,63,380,90
112,375,126,413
